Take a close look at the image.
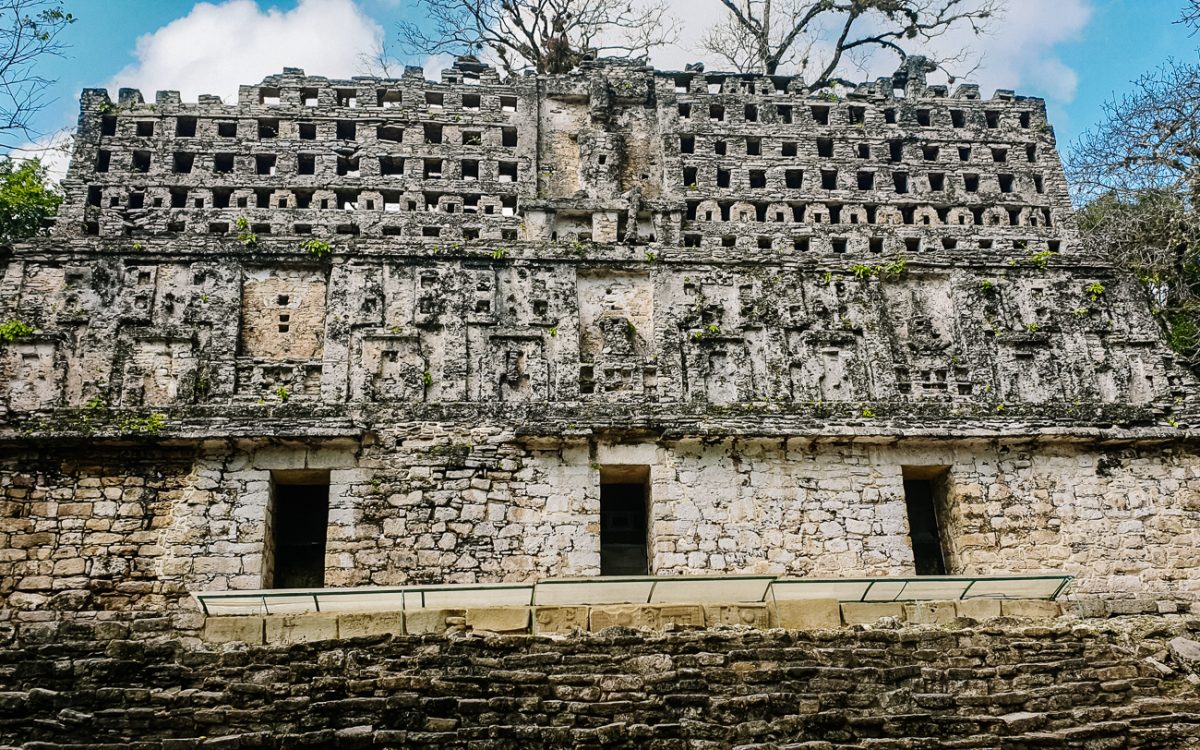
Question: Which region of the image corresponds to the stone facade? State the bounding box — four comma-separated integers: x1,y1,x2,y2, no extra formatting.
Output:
1,57,1199,613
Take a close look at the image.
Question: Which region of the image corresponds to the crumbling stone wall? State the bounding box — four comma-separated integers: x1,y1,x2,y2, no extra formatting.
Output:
1,57,1199,611
3,56,1190,419
1,615,1199,748
4,435,1199,611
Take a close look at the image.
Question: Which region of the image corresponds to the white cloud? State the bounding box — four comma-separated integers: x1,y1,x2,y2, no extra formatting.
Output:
11,131,74,183
653,0,1092,104
106,0,385,103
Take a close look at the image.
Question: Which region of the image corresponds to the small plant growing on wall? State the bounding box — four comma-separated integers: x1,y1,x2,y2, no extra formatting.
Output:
1028,249,1055,270
1085,281,1105,301
119,412,166,435
422,370,433,386
0,320,35,343
301,238,331,258
692,323,721,341
274,386,290,402
849,256,906,281
235,217,258,249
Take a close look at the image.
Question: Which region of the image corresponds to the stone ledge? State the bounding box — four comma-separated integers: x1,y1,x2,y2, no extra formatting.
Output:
199,598,1068,643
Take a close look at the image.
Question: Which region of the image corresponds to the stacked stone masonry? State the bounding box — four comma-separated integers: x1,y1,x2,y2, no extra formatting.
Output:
1,57,1199,613
2,614,1200,748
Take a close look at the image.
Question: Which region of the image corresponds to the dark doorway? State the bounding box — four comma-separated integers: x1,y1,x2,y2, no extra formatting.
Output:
902,467,950,575
600,468,649,575
269,477,330,589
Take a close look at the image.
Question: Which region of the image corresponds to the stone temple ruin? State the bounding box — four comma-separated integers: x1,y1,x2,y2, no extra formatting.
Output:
2,56,1200,746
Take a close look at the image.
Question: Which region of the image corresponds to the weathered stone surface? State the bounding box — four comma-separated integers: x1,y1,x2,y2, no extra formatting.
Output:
842,602,906,625
955,599,1003,621
466,606,530,632
337,611,403,638
590,604,659,631
404,608,464,635
773,598,842,629
1168,636,1200,668
703,603,770,628
904,600,958,625
263,613,337,643
532,606,589,634
201,615,263,644
999,599,1062,620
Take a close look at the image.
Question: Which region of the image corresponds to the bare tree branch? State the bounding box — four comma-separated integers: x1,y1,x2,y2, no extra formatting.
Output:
1067,58,1200,373
701,0,998,85
398,0,678,77
0,0,74,150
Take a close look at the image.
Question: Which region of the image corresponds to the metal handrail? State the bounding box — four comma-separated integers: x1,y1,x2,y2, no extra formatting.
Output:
192,573,1073,616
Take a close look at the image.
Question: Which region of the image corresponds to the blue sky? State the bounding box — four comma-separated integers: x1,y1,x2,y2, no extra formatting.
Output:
16,0,1200,162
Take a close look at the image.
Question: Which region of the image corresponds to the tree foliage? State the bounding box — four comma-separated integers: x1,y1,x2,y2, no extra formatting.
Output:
0,0,74,149
0,157,60,242
1067,49,1200,373
701,0,999,82
398,0,677,76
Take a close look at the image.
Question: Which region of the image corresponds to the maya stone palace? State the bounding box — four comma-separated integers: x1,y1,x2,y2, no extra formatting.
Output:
1,54,1198,616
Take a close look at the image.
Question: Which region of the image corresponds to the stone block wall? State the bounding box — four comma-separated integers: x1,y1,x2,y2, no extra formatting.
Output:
3,434,1199,611
1,614,1199,748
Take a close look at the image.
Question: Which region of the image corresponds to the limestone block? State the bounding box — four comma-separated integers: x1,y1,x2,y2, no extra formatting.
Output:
337,611,404,638
466,606,530,633
590,605,659,631
841,602,906,626
656,605,704,629
532,606,589,634
405,608,465,635
703,603,770,629
202,616,264,644
999,600,1062,620
955,599,1002,621
1168,637,1200,668
264,613,338,644
903,601,958,625
773,599,842,630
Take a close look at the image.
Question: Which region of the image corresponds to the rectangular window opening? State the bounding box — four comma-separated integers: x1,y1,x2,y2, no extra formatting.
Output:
267,472,331,589
600,466,650,576
902,466,951,576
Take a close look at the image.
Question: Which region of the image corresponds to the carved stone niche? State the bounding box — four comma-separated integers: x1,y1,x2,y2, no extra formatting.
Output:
577,270,653,361
120,337,195,407
240,268,327,361
352,335,426,402
483,335,548,403
787,331,862,402
1104,342,1165,405
3,341,60,411
996,340,1061,403
693,338,752,404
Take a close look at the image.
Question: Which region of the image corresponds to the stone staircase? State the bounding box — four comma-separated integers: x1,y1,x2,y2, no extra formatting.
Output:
0,617,1198,748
